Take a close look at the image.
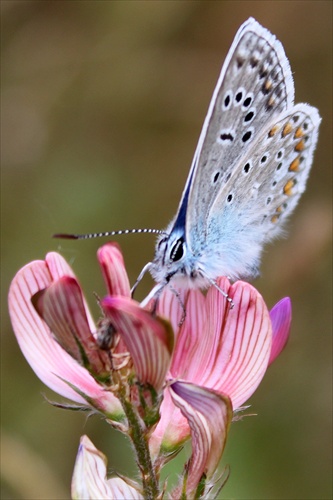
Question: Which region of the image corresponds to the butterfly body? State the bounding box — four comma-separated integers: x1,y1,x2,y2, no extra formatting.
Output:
148,18,320,294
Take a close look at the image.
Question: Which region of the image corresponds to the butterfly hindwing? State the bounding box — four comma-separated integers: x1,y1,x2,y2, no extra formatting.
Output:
200,104,321,280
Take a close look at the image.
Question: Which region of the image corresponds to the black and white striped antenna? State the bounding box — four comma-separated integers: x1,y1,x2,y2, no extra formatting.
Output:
53,228,166,240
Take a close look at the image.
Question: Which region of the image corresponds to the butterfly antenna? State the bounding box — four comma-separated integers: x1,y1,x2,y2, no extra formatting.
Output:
53,228,166,240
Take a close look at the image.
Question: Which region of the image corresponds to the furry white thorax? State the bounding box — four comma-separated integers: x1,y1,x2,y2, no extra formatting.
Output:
149,221,263,289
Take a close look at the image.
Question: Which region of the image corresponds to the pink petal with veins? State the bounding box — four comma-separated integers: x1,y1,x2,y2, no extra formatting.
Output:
269,297,291,366
159,278,272,410
149,389,188,458
72,435,143,499
170,381,231,499
45,252,96,332
34,277,111,376
102,296,172,392
202,279,272,410
8,255,122,417
97,243,131,297
151,278,272,453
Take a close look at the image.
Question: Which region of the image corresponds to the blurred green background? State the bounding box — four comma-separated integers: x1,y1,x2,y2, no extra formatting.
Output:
1,1,332,498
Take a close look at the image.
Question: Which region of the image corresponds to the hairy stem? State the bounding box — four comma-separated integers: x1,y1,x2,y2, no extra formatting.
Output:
115,373,159,499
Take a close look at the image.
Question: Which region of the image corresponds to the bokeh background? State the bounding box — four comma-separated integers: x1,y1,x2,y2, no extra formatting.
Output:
1,1,332,498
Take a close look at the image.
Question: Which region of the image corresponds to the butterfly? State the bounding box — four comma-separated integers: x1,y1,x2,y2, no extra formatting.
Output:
142,17,321,302
56,18,321,304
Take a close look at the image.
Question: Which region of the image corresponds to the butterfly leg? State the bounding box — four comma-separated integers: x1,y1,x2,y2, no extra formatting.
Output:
169,284,186,326
209,279,234,309
131,262,153,298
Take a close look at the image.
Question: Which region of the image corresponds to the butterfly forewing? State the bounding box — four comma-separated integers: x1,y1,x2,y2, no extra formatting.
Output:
185,18,295,250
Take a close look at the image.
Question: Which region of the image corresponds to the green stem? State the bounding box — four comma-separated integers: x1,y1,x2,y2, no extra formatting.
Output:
116,375,159,499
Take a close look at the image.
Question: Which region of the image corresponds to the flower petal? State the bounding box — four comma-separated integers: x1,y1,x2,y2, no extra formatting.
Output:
71,435,143,499
151,278,273,453
149,389,188,458
102,296,173,392
200,278,272,410
170,381,232,499
269,297,292,366
8,257,122,417
45,251,75,280
158,287,206,377
45,252,96,333
33,277,112,378
149,288,207,456
98,243,131,297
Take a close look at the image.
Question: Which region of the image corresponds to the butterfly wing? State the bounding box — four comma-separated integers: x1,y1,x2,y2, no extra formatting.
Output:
152,18,320,288
182,18,295,250
204,103,321,280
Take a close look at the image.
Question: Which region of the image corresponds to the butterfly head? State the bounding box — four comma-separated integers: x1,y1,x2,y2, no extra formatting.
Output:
150,228,190,285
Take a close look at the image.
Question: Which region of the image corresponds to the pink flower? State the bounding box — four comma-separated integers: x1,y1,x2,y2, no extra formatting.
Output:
8,243,172,420
149,278,292,457
72,435,143,499
8,243,291,497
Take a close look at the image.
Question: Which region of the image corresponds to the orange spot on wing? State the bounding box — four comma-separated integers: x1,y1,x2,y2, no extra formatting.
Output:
265,80,272,90
271,214,280,223
295,139,305,151
283,179,295,196
269,125,279,137
282,122,293,137
294,127,304,138
289,157,301,171
267,96,275,108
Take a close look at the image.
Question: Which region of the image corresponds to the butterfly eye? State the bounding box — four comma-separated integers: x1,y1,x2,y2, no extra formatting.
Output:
170,237,185,262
